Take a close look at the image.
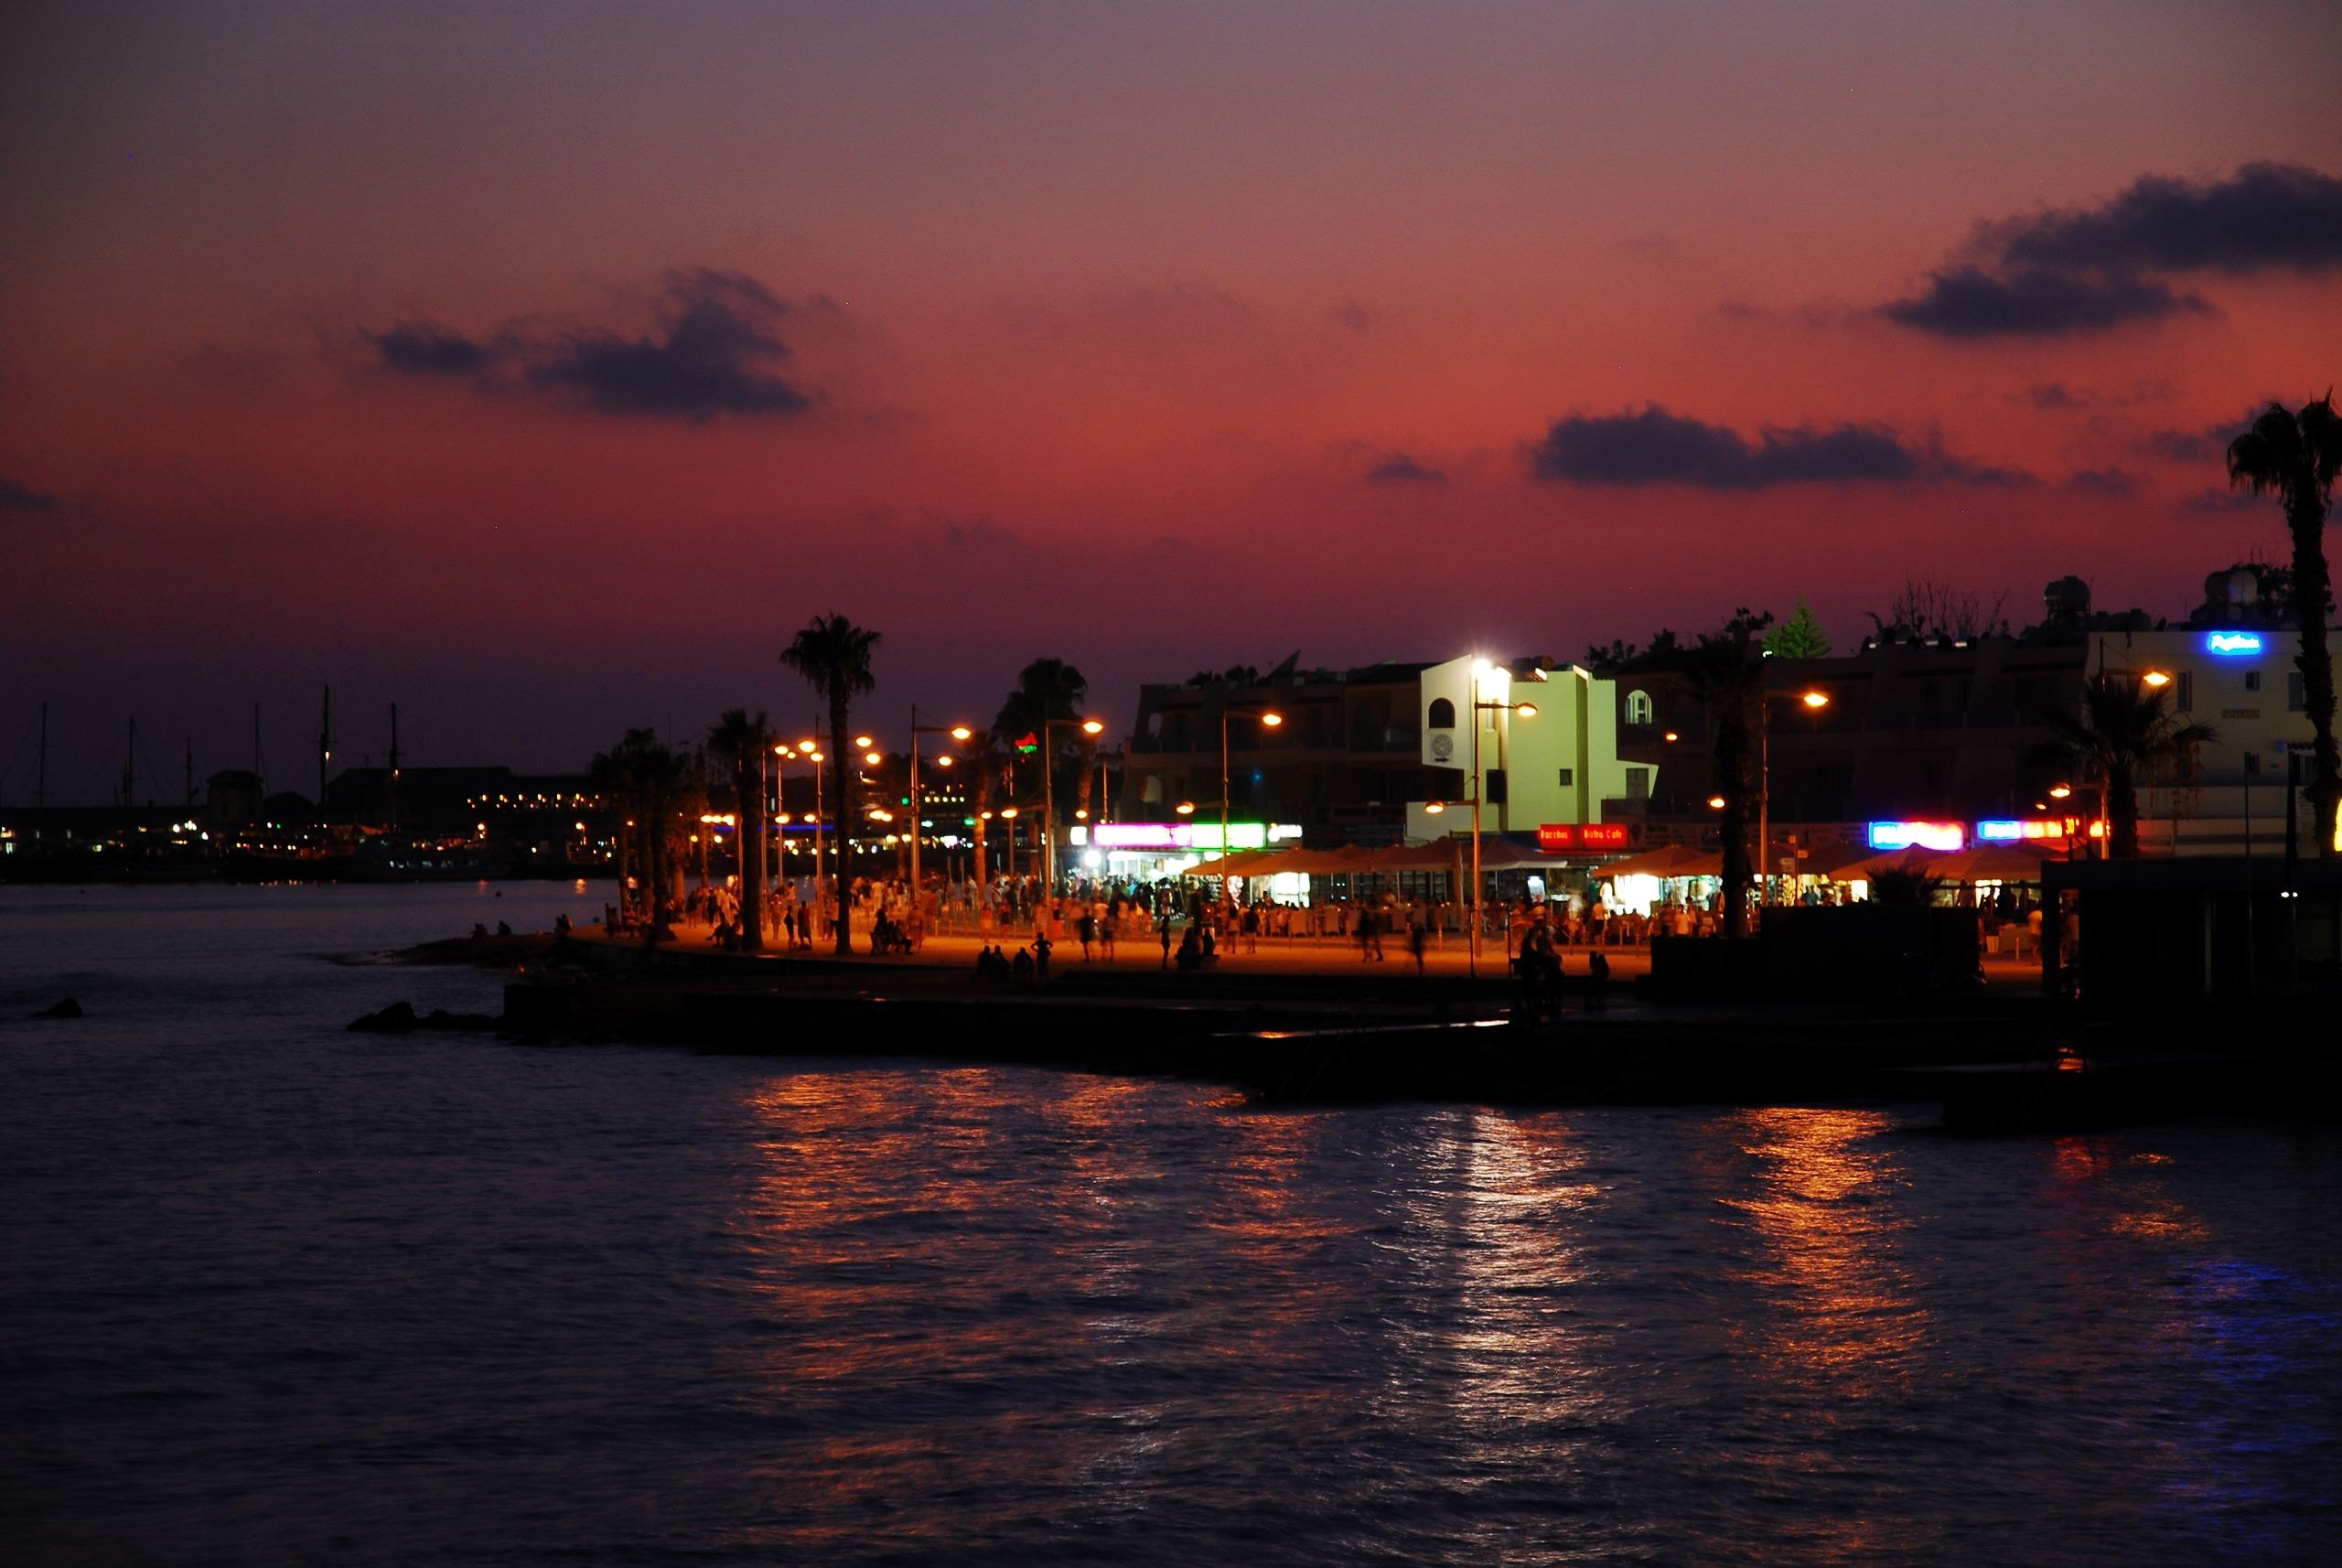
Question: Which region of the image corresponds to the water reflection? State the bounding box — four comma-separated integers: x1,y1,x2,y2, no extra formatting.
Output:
1721,1108,1922,1379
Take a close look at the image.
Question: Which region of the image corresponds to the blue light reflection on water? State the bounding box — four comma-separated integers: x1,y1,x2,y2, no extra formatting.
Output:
1,885,2338,1566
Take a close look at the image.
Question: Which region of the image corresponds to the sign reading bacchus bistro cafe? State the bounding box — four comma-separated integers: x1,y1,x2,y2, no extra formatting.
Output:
1538,822,1630,853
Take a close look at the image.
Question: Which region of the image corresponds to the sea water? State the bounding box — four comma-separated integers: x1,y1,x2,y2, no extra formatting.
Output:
3,884,2337,1565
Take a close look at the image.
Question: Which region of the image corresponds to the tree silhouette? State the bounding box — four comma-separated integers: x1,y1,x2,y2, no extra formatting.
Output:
782,615,882,951
706,707,775,950
1681,610,1772,937
2228,395,2341,857
1764,599,1832,659
2038,674,2217,858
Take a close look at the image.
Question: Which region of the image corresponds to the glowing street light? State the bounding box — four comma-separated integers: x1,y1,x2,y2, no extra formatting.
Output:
1175,800,1195,816
1463,661,1537,977
1759,687,1831,906
1038,715,1108,887
1219,703,1283,904
2048,783,2073,800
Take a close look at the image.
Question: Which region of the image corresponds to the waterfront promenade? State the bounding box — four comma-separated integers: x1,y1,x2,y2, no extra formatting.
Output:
571,916,2050,992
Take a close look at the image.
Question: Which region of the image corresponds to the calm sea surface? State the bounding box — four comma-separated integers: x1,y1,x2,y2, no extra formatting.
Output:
2,884,2337,1566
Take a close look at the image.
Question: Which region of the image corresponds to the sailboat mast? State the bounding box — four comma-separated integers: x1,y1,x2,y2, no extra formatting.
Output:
388,702,401,831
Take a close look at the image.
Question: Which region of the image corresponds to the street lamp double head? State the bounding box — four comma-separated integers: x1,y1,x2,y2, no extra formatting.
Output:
900,709,977,895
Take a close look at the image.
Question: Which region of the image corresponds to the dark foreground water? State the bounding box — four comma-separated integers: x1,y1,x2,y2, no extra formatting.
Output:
2,885,2337,1566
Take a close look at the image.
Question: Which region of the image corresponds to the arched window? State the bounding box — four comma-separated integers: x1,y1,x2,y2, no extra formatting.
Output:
1427,697,1456,728
1626,690,1654,725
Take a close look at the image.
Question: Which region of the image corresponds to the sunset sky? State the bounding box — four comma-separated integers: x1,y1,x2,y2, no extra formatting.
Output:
5,1,2341,797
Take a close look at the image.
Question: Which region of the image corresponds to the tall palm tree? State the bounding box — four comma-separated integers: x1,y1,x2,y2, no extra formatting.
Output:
2040,674,2218,858
782,614,882,953
2229,394,2341,857
1680,612,1769,938
706,707,775,950
994,657,1089,848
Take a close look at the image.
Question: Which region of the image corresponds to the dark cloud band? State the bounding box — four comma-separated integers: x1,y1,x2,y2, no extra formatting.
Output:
1525,405,2025,489
1885,162,2341,340
366,269,812,420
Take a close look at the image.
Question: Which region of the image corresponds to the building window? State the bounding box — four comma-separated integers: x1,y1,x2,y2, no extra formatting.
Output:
1426,697,1456,729
1626,767,1650,800
1626,690,1654,725
2244,670,2261,693
1487,768,1508,806
1557,768,1574,787
2292,671,2306,712
2174,672,2193,712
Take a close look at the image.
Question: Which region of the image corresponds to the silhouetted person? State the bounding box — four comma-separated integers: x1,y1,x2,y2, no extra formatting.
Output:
1160,919,1175,969
1033,930,1053,980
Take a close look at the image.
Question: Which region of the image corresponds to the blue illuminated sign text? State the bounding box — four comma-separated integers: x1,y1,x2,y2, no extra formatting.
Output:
2205,631,2264,657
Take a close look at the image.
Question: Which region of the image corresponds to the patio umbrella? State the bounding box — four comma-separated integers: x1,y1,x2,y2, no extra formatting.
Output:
1923,842,2057,884
1597,844,1710,878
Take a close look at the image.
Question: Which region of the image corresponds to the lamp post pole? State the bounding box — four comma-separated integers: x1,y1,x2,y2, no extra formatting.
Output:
905,708,973,916
1219,703,1284,907
1757,687,1832,908
1040,715,1105,891
1467,686,1539,978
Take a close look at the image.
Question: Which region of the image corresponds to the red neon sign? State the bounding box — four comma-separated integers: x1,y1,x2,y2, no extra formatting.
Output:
1539,822,1629,852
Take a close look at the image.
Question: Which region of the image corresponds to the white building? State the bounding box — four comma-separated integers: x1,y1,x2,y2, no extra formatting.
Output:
1408,656,1650,845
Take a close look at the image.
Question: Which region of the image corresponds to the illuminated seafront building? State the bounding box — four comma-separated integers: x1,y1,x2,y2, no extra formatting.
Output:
1107,607,2322,887
1112,655,1647,860
1609,627,2319,859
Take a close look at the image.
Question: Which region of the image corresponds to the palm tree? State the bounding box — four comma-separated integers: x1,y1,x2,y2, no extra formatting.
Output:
782,614,882,953
706,708,775,950
994,657,1090,849
1680,612,1769,938
2040,674,2218,858
2229,395,2341,858
588,728,689,934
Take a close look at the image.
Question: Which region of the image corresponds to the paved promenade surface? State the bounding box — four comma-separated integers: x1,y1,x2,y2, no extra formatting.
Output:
582,918,2047,991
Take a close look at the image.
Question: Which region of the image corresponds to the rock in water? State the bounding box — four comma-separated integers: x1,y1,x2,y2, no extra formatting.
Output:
33,997,83,1019
348,1001,420,1033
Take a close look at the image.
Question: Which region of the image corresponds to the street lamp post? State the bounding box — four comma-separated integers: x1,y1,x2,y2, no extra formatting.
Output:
905,706,974,912
1039,715,1106,890
1219,703,1283,904
1464,662,1539,978
794,736,829,915
1757,687,1831,908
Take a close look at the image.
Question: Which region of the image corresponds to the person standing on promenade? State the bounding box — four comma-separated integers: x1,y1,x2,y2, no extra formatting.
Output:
1034,929,1054,981
1160,915,1174,969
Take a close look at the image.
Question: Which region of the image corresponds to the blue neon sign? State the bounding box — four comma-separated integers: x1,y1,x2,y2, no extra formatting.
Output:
1975,821,2023,842
2205,630,2263,657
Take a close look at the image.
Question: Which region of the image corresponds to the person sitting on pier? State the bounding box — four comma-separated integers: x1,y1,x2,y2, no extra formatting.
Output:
1011,946,1035,983
1175,924,1204,971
